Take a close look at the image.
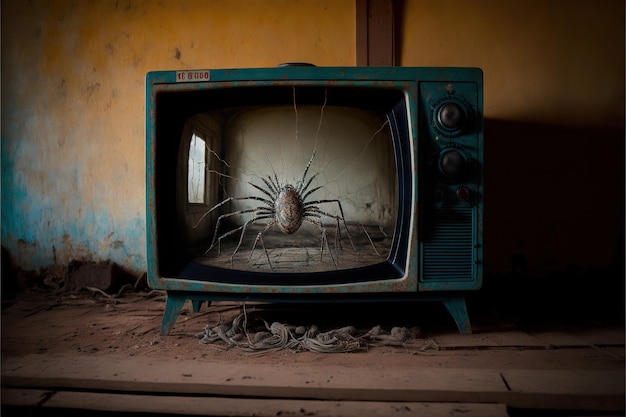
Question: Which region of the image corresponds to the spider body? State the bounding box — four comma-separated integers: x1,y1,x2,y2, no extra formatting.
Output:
198,151,355,269
275,184,304,234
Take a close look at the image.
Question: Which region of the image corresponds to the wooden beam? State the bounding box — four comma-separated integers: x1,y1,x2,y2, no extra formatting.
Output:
356,0,396,66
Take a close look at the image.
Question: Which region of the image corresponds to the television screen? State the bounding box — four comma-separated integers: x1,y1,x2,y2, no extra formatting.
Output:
186,101,398,274
149,77,417,286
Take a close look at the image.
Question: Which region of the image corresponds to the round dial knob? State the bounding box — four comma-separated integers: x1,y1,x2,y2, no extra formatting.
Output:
456,186,471,201
439,149,466,179
437,102,465,131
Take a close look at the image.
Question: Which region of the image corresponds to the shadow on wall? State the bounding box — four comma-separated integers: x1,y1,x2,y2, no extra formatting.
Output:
482,119,624,275
473,263,625,325
477,119,625,323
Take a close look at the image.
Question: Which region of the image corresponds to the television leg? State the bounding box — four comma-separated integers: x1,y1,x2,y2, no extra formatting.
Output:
191,299,205,312
442,296,472,335
160,292,187,336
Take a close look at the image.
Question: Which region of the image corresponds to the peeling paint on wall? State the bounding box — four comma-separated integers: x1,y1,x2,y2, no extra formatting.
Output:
1,0,355,273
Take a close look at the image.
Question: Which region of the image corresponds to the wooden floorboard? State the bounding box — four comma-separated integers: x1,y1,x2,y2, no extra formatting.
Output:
2,388,511,417
501,369,625,411
2,354,623,412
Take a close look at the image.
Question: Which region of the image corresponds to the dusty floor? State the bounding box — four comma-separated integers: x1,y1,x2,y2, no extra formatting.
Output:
2,284,625,417
1,286,624,371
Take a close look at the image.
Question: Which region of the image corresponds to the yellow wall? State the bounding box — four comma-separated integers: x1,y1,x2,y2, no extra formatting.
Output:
399,0,625,274
399,0,625,129
2,0,624,276
1,0,355,272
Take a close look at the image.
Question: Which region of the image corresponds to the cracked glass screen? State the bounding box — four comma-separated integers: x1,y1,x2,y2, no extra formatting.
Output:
182,87,398,273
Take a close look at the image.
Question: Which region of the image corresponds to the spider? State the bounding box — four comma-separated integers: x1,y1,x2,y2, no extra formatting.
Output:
200,151,355,270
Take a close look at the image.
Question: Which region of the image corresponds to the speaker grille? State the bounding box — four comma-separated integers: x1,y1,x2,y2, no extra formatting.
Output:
421,208,475,280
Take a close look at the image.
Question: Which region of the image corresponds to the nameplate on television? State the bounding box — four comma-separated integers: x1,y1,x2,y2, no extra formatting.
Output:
176,70,210,83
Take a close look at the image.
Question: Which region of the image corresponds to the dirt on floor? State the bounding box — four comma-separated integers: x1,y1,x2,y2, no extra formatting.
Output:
2,284,625,372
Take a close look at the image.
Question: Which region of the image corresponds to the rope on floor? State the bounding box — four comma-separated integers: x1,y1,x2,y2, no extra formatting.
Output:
195,304,434,354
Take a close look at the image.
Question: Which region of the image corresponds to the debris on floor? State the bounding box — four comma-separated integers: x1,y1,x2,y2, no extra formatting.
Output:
196,304,436,354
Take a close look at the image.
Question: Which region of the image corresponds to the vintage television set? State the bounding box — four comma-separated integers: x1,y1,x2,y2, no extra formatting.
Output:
146,65,483,335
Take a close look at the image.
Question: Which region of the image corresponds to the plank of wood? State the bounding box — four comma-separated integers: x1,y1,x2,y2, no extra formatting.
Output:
525,330,593,347
2,354,507,403
433,330,547,349
1,387,52,407
501,369,625,411
576,326,625,346
41,391,511,417
528,327,625,348
2,354,623,411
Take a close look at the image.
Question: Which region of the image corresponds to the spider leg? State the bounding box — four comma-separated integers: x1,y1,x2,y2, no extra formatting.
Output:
304,216,337,268
201,179,280,267
230,215,274,267
299,173,321,198
193,196,236,229
207,210,250,255
263,176,278,196
301,180,322,202
195,195,274,229
270,169,282,193
248,220,277,270
208,213,273,263
250,179,277,201
304,200,356,251
297,150,316,194
206,207,272,255
305,208,342,250
360,224,382,257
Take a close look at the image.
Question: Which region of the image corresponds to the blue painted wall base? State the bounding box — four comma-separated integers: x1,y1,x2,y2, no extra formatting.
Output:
159,291,473,336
